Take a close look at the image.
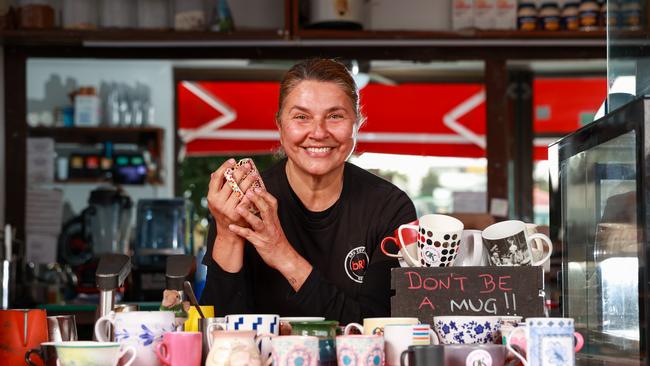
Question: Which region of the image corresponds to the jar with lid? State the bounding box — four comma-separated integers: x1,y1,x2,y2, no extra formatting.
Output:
603,0,619,30
99,0,136,28
562,1,580,30
173,0,206,30
16,0,55,29
620,0,641,31
578,0,600,30
137,0,171,29
539,1,561,31
62,0,98,29
518,1,538,31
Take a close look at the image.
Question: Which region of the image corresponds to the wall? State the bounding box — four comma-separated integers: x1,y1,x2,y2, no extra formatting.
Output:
27,59,175,216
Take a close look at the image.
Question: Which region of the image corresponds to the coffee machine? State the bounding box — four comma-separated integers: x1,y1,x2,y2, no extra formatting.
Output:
130,199,194,301
58,186,132,293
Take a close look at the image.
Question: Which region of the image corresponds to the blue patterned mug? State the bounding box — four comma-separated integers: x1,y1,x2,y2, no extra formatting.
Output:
506,317,584,366
224,314,280,364
432,316,501,344
94,311,176,366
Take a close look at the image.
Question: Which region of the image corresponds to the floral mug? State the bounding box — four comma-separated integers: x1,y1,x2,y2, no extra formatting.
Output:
94,311,176,366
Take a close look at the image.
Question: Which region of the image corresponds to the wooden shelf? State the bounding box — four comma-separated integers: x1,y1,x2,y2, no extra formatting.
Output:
294,29,607,40
28,126,163,145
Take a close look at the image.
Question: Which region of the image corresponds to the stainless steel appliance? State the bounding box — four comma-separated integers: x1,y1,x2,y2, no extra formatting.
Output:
94,253,131,341
550,96,650,364
131,199,193,300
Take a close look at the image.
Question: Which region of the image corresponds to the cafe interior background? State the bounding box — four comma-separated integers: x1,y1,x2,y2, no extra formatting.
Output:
2,0,650,364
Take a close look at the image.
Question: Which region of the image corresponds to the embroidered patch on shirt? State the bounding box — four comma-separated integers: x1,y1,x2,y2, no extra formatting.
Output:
344,246,369,283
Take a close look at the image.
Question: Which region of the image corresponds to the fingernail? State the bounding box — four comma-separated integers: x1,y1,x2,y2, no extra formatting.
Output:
228,224,235,231
246,190,254,197
254,188,261,193
228,158,236,164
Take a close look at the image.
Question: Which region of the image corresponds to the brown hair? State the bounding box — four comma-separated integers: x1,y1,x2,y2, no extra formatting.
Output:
276,58,366,127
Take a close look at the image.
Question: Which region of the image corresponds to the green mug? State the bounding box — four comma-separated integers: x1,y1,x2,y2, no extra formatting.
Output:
290,321,339,366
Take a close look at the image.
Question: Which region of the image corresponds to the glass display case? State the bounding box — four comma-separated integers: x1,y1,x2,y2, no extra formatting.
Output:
549,96,650,365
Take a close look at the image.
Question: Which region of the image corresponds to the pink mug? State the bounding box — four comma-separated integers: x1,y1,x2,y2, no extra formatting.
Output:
381,220,418,265
155,332,202,366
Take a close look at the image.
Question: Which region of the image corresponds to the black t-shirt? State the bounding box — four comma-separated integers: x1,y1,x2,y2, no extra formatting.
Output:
200,159,416,324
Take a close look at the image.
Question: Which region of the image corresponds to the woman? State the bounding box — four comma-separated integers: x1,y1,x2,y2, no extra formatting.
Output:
200,58,416,324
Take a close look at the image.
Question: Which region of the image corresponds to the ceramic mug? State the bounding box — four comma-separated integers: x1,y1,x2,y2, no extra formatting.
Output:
383,324,438,366
184,306,215,332
506,317,584,366
0,309,49,366
224,314,280,364
453,229,486,266
264,335,320,366
344,317,420,336
381,220,419,267
444,344,508,366
432,316,501,344
279,317,325,336
482,220,553,266
336,335,384,366
398,214,464,267
155,331,202,366
290,320,339,366
94,311,176,366
400,345,444,366
54,341,136,366
206,330,268,366
25,341,58,366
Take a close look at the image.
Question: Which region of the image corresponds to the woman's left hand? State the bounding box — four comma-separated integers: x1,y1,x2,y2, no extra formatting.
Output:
228,188,291,270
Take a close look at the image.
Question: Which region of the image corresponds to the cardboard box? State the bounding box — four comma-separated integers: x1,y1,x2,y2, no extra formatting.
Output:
494,0,517,30
474,0,496,29
452,0,474,30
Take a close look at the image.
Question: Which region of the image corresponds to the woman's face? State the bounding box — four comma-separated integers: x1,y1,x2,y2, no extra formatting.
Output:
278,80,356,177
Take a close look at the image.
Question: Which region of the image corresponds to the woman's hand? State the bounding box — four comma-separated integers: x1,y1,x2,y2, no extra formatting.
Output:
229,188,312,291
207,158,263,272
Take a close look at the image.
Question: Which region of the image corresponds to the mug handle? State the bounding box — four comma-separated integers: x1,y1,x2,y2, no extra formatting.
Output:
25,348,43,366
93,312,115,342
380,236,402,258
343,323,363,335
205,322,225,350
255,332,274,348
505,326,528,366
119,345,137,366
398,224,420,266
155,342,171,365
400,349,411,366
527,233,553,266
470,232,484,266
428,328,440,345
574,331,584,352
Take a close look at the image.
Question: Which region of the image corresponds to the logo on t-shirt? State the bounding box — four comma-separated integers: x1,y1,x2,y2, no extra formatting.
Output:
344,246,369,283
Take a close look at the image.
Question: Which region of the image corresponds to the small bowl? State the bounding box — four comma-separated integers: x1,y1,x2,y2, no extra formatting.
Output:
432,316,501,344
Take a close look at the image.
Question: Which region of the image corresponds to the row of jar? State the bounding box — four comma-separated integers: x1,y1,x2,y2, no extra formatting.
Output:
2,0,283,31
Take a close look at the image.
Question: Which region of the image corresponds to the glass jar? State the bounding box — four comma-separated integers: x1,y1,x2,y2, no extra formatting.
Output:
578,0,600,31
518,2,538,31
561,1,580,30
137,0,171,29
99,0,135,28
173,0,206,30
62,0,98,29
620,0,641,31
539,2,560,31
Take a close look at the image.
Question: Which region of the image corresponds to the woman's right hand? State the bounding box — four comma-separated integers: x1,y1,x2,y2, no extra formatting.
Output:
207,158,262,271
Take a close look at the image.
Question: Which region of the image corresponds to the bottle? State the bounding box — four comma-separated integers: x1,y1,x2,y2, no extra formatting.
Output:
518,1,538,31
578,0,600,30
620,0,641,31
209,0,234,32
562,1,580,30
539,2,561,31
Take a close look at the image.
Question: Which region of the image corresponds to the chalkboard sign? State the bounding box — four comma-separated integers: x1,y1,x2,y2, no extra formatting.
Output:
391,266,544,323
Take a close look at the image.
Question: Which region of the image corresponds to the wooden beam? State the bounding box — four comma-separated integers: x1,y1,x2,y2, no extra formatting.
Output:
4,47,26,244
485,59,511,217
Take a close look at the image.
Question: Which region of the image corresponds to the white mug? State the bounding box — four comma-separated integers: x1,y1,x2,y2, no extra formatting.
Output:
55,341,136,366
398,214,464,267
482,220,553,266
94,311,175,366
383,324,438,366
453,229,486,266
224,314,279,364
344,317,420,336
264,335,319,366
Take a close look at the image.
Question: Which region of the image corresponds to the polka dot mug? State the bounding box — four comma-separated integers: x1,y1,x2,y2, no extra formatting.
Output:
398,214,464,267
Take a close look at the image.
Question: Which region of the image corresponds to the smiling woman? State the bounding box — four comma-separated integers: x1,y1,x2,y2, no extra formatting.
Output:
200,58,416,324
